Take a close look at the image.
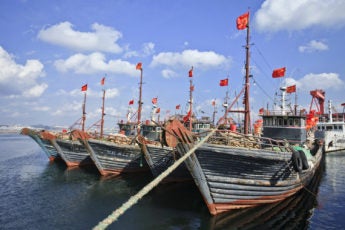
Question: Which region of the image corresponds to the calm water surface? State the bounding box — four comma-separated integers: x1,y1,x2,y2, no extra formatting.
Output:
0,133,344,229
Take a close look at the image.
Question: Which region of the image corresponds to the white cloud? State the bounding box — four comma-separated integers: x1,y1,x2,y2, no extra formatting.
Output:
142,42,155,56
0,46,46,98
255,0,345,32
151,49,228,69
54,52,138,76
123,42,155,58
38,22,123,53
161,69,177,79
298,40,329,53
105,88,119,98
286,73,344,92
22,83,48,98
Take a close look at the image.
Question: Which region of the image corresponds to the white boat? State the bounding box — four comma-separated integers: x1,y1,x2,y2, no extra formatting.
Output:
315,100,345,153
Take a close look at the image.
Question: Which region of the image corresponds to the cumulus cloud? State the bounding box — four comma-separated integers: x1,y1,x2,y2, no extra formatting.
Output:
0,46,46,98
38,22,123,53
298,40,329,53
285,73,344,92
255,0,345,32
151,49,228,69
54,52,138,76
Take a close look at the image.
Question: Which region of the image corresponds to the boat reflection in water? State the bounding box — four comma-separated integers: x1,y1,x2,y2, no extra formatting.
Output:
206,154,325,230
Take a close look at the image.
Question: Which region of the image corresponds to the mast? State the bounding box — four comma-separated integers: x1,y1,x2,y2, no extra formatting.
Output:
212,100,217,126
243,13,251,134
137,63,143,134
100,89,105,138
82,92,87,132
223,90,229,126
189,74,193,131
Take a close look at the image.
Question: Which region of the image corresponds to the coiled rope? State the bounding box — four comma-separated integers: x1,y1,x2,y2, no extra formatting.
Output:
93,128,216,230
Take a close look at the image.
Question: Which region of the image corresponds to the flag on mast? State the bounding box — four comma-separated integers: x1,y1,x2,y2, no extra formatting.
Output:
81,84,88,92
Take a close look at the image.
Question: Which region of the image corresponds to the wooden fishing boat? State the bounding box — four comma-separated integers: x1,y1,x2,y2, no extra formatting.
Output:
20,128,60,161
136,68,214,182
54,133,93,167
209,155,324,229
158,12,324,215
74,63,151,176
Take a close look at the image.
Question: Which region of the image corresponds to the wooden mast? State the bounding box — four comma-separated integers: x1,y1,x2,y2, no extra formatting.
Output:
137,63,143,135
82,92,86,132
100,88,105,138
243,13,251,134
189,75,193,131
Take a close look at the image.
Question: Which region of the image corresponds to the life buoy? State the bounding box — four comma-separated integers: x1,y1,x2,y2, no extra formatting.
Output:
292,150,302,173
297,150,309,170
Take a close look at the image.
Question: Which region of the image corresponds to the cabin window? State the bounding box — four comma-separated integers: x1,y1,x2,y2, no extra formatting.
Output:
326,126,333,131
294,119,300,126
288,119,293,126
334,126,338,130
283,119,288,126
278,118,283,126
339,126,343,130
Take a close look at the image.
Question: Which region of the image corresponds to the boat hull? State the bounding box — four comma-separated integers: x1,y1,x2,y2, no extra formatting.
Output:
315,129,345,153
20,128,60,161
82,139,148,176
137,139,191,182
177,141,323,215
55,139,93,167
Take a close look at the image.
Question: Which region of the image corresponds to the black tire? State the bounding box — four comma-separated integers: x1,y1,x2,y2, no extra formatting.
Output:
292,150,302,173
298,150,309,170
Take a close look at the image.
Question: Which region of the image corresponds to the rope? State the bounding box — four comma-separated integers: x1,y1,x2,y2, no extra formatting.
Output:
93,128,216,230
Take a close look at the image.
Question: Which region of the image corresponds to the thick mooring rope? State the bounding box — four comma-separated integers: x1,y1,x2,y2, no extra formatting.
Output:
93,129,216,230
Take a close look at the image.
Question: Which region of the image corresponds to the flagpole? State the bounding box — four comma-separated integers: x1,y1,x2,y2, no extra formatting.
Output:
100,89,106,138
189,67,193,131
82,92,87,132
137,65,143,135
243,13,251,134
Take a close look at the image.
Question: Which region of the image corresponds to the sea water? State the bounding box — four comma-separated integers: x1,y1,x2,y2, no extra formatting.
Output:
0,133,345,229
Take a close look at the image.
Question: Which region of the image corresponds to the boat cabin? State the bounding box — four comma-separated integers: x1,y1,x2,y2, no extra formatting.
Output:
262,114,307,144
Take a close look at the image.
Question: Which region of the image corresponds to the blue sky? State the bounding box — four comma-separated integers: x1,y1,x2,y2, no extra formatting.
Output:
1,0,345,129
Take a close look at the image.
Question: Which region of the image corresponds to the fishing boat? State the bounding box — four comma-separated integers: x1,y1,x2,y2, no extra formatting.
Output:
315,100,345,153
75,63,149,176
136,68,214,182
48,83,95,168
159,12,324,215
20,128,60,161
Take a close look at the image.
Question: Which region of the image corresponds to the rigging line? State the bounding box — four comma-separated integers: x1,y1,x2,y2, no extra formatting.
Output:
251,57,278,90
252,76,275,103
253,45,273,71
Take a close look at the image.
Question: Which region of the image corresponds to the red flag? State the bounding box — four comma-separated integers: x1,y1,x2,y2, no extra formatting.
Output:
286,85,296,93
136,62,142,70
237,12,249,30
156,108,160,113
259,108,264,115
129,99,134,105
81,84,88,92
152,97,158,104
272,67,286,78
176,104,180,110
219,78,228,86
183,110,191,122
101,77,105,85
212,100,216,106
188,67,193,77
